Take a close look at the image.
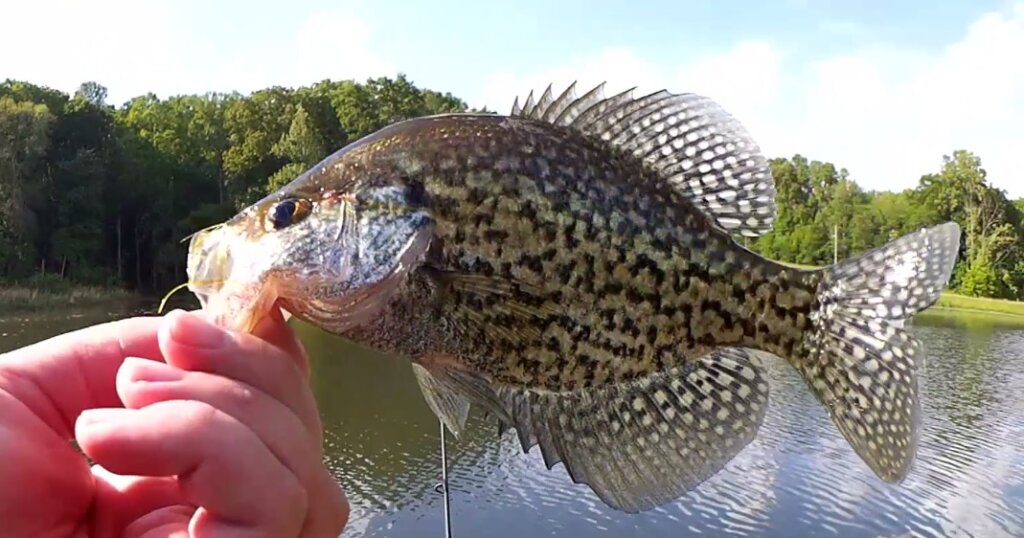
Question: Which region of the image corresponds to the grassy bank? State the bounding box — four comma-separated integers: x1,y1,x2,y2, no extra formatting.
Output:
931,292,1024,318
776,261,1024,319
3,274,1023,321
0,284,136,312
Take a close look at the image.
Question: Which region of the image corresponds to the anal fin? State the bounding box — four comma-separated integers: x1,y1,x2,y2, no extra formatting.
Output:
412,347,772,513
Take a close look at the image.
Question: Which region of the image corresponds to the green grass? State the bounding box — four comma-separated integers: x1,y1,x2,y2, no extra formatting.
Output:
931,292,1024,318
774,261,1024,319
916,304,1024,329
0,285,135,311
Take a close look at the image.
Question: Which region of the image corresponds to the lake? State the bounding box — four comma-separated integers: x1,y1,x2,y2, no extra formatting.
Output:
2,305,1022,537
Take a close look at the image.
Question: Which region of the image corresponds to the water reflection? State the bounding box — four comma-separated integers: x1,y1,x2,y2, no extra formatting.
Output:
1,307,1022,537
301,317,1024,538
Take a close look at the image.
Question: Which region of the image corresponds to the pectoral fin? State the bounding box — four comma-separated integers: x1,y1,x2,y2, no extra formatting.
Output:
412,359,470,437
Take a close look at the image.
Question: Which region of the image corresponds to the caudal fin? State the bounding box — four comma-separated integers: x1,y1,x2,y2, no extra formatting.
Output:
798,222,960,482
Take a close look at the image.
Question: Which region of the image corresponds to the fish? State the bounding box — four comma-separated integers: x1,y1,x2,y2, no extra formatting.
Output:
185,82,961,513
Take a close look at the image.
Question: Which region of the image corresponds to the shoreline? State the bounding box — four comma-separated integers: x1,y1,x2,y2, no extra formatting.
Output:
3,285,1022,320
0,285,139,312
932,292,1024,318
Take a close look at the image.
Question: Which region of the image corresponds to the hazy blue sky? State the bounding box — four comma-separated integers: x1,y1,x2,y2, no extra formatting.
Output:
3,0,1021,196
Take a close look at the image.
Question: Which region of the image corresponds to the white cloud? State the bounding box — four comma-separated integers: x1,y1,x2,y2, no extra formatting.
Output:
0,2,391,105
205,12,393,100
3,1,1020,198
818,19,871,38
475,40,788,161
473,3,1024,198
0,0,187,104
476,48,666,115
790,3,1024,197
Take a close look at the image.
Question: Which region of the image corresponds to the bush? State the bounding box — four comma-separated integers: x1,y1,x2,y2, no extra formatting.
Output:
23,272,72,292
960,263,1003,298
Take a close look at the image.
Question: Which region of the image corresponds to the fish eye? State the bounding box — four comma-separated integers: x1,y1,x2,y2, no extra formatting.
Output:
266,198,311,231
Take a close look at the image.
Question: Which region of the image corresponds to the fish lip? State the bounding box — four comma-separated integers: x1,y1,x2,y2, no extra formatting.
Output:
186,225,233,300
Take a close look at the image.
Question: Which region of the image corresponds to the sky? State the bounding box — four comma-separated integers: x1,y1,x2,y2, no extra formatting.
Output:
2,0,1022,197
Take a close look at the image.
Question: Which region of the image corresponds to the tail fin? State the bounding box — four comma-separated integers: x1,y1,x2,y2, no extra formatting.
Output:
797,222,960,482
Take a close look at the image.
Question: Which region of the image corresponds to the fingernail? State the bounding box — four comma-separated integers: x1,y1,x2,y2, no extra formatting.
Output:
78,408,131,429
124,357,183,383
167,310,226,349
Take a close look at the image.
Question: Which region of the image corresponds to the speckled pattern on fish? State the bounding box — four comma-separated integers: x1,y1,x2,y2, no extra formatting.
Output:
186,82,961,514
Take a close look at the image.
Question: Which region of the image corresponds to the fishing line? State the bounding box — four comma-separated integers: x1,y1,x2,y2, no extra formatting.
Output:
156,277,228,314
157,282,192,313
439,419,453,538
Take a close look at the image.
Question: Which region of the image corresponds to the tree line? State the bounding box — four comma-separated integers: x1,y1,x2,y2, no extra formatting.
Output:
752,150,1023,299
0,75,468,292
1,76,1021,300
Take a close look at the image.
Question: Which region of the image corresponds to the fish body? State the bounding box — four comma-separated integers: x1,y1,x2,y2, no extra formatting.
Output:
310,112,810,386
187,83,960,512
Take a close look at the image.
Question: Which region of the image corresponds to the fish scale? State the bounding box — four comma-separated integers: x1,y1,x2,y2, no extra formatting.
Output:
187,82,961,515
350,117,808,390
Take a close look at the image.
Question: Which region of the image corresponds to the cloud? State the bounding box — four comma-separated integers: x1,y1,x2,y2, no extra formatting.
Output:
789,2,1024,197
475,48,666,115
818,19,870,38
0,2,391,105
473,3,1024,197
475,40,788,159
0,0,187,104
4,1,1020,197
205,12,393,100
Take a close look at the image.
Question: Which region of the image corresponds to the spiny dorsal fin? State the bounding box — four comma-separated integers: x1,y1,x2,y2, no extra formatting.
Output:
413,347,772,513
509,82,776,238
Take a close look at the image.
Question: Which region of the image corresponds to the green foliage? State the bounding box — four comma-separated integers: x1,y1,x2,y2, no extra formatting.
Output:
1,74,1020,304
274,104,325,166
267,162,309,193
0,96,55,276
960,263,1002,298
0,75,467,293
749,150,1024,300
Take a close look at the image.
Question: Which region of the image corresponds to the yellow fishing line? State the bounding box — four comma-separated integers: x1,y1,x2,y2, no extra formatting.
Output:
179,221,226,244
157,282,193,314
156,277,231,314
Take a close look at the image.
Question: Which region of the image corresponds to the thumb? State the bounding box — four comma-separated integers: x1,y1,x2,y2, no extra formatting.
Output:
195,304,309,380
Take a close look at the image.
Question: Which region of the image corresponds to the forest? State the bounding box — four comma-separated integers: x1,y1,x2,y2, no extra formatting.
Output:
1,76,1022,301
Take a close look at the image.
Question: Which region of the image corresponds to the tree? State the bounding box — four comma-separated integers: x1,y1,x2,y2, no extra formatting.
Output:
0,97,54,276
75,81,108,107
274,104,325,167
223,87,296,205
914,150,1021,298
1,74,1018,304
0,80,68,116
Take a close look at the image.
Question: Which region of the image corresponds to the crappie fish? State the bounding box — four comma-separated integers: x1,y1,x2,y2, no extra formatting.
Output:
186,83,960,512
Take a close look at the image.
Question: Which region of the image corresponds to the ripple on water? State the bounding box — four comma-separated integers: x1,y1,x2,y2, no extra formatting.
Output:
311,320,1024,538
7,304,1018,536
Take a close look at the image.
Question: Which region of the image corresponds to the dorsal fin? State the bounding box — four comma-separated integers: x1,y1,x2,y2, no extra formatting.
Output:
509,82,776,237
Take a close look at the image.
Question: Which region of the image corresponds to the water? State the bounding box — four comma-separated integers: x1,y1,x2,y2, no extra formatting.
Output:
2,306,1022,537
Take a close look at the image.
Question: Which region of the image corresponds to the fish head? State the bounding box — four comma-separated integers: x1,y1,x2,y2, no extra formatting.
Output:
186,157,434,334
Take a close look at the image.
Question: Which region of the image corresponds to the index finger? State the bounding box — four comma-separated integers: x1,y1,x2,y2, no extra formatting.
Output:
0,316,163,438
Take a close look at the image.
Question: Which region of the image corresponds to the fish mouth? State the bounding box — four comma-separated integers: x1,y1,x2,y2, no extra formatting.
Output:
183,196,433,335
184,197,352,333
186,224,233,309
185,221,280,333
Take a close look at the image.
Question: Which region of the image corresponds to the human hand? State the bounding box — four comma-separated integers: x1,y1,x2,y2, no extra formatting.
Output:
0,307,348,537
